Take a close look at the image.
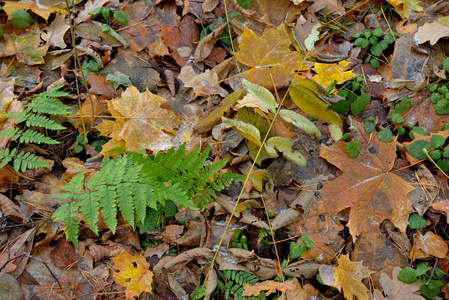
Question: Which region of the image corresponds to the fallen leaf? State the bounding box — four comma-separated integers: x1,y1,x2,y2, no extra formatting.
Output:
411,231,449,260
1,0,64,21
415,16,449,45
312,60,356,89
386,0,424,19
112,251,154,299
320,119,415,239
0,25,49,65
242,280,295,297
402,129,449,164
178,65,228,99
96,85,182,154
234,25,310,90
376,266,424,300
50,239,78,268
41,13,70,48
279,278,323,300
319,254,375,300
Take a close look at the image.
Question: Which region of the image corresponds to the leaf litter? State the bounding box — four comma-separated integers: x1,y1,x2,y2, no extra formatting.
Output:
1,0,449,299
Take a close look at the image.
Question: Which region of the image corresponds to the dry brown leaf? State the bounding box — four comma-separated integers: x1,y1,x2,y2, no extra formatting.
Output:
279,279,323,300
178,65,228,99
242,280,295,297
320,119,414,239
41,13,70,48
411,231,449,260
376,266,424,300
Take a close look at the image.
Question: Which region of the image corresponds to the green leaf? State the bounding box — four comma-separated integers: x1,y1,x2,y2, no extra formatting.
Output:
290,241,305,260
370,58,380,68
11,9,33,28
236,0,252,9
384,32,395,44
435,99,449,115
397,267,418,284
289,81,342,125
420,281,443,299
243,79,276,113
222,117,261,145
106,71,131,89
373,28,383,37
370,44,383,57
406,140,431,159
266,137,306,166
377,128,393,143
436,159,449,173
364,121,375,134
346,140,360,158
431,135,445,149
113,11,129,25
430,92,442,104
408,213,426,230
428,83,438,92
351,93,371,115
89,7,102,15
101,7,111,20
279,109,321,137
301,233,313,249
430,150,441,160
101,23,110,32
443,57,449,72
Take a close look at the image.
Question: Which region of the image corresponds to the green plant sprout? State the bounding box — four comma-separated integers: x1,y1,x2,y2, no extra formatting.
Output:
398,262,446,299
353,29,395,68
88,6,129,32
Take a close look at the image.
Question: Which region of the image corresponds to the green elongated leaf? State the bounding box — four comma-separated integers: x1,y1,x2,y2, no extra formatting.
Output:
222,117,261,145
406,140,431,159
195,89,244,133
266,137,306,166
289,81,342,125
280,109,321,137
243,79,276,113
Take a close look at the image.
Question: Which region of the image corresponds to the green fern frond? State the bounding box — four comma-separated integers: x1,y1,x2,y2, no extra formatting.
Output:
25,114,65,130
13,151,51,172
4,112,27,123
52,201,81,246
53,145,244,245
0,148,16,169
18,129,60,144
0,128,20,139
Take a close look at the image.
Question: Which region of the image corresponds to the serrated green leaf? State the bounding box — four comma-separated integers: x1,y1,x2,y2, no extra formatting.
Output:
243,79,276,113
222,117,261,145
289,81,342,125
279,109,321,137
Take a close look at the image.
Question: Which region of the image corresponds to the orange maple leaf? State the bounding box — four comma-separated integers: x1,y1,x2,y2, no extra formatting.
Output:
112,251,154,299
319,120,414,239
320,254,375,300
233,25,311,90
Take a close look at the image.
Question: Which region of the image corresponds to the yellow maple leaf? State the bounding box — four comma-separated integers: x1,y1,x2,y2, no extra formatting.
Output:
1,0,72,21
386,0,424,19
320,254,375,300
234,25,312,90
312,60,355,89
112,251,153,299
96,85,182,155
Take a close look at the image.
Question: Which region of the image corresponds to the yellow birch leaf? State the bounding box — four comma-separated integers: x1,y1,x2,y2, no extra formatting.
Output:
312,61,356,90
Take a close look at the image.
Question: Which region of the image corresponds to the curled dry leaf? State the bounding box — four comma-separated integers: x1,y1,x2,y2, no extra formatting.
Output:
411,231,449,260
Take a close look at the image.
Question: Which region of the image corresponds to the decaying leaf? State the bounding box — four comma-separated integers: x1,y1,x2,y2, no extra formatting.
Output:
320,119,414,239
319,254,375,300
415,16,449,45
242,280,295,297
178,65,228,99
386,0,424,19
112,251,154,299
411,231,449,260
375,266,424,300
96,85,182,154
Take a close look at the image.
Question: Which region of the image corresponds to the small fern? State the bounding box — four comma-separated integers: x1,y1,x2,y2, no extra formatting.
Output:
52,144,246,246
222,270,265,300
0,84,70,171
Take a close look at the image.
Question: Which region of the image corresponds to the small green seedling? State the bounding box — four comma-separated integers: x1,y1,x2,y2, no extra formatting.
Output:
89,7,129,32
398,262,445,299
353,29,395,68
407,213,427,230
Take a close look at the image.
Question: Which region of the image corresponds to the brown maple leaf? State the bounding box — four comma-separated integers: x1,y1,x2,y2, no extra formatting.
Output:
320,120,415,239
